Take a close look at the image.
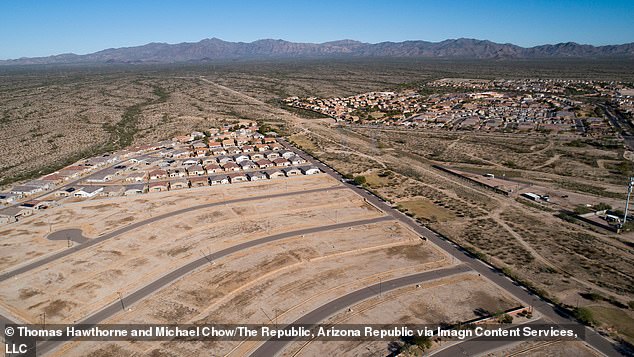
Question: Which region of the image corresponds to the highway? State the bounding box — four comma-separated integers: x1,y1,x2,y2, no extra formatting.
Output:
251,265,472,357
277,138,623,357
34,215,393,355
0,185,346,282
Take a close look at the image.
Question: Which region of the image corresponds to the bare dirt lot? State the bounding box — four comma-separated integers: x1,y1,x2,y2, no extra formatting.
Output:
287,274,520,357
1,175,392,325
41,184,466,356
0,175,340,272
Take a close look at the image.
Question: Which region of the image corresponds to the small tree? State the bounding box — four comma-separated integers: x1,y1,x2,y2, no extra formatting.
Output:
498,313,513,324
411,335,432,352
573,307,596,326
353,175,366,185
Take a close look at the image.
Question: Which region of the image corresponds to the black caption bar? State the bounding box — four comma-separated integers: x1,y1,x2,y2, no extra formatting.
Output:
4,323,585,342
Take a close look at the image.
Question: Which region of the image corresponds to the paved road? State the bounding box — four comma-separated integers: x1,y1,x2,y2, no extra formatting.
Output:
278,139,623,357
601,104,634,151
0,185,345,282
2,158,130,211
251,265,471,357
35,215,392,355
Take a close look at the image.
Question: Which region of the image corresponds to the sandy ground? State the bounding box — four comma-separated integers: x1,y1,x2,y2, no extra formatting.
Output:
483,340,602,357
0,174,338,272
286,274,519,357
50,217,455,356
0,176,389,325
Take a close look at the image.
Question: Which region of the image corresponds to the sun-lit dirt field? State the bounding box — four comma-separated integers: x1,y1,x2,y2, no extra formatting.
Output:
2,171,513,357
0,171,509,357
0,175,398,325
287,274,520,357
0,175,339,271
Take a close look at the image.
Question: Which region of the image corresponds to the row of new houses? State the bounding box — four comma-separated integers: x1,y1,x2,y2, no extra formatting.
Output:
157,141,283,159
157,149,303,166
55,166,322,199
146,156,307,181
1,165,321,224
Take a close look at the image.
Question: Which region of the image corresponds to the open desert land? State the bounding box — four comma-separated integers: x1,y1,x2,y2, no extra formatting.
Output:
2,60,634,354
283,120,634,342
3,59,633,188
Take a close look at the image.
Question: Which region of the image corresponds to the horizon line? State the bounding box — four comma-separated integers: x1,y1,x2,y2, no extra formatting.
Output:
3,37,634,61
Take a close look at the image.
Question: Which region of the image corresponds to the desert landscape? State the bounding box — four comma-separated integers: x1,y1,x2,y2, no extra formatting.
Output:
1,41,634,357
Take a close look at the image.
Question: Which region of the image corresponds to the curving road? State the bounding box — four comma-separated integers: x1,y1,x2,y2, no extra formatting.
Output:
35,215,393,355
278,139,623,357
0,185,346,282
251,265,472,357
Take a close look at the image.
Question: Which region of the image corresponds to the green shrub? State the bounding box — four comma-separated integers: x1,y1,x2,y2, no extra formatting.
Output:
498,314,514,324
573,307,596,326
353,175,366,185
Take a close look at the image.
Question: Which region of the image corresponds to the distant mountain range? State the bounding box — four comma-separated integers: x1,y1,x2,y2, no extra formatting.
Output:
2,38,634,65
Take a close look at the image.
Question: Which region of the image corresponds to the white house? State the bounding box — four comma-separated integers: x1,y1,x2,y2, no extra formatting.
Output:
10,185,43,197
209,175,229,185
234,154,250,163
281,151,296,159
124,184,146,196
0,206,33,224
300,166,321,175
86,171,115,183
73,186,104,198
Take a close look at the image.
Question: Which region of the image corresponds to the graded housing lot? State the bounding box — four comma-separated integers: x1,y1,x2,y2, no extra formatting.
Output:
0,175,376,323
0,172,521,357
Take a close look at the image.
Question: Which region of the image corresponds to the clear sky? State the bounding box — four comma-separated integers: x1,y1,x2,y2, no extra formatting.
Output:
1,0,633,59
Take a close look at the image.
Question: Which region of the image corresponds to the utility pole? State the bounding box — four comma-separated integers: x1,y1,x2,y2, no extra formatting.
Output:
624,177,634,225
260,307,275,328
117,292,125,311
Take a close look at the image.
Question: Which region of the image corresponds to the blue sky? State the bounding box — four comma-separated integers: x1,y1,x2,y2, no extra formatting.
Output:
1,0,633,59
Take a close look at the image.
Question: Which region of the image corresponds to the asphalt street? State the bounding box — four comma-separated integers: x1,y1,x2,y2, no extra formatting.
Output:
34,215,393,355
277,138,623,357
0,185,346,282
251,264,472,357
1,140,624,356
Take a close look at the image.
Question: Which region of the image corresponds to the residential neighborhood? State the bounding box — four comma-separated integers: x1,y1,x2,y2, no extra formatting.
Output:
283,79,633,136
0,121,321,224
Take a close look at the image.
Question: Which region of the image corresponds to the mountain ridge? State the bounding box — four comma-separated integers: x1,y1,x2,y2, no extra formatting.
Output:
2,37,633,65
